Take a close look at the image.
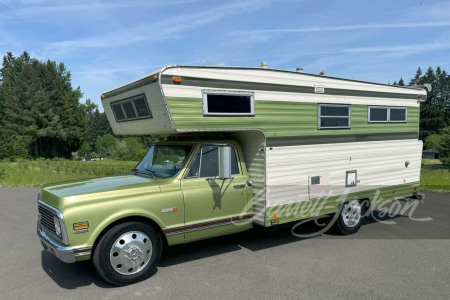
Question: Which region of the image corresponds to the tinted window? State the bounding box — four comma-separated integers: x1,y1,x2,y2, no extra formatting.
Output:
370,108,388,122
187,145,240,178
318,104,350,129
112,104,126,121
110,94,152,122
122,101,137,119
203,91,254,116
390,108,406,121
320,117,349,127
134,97,151,117
321,106,349,116
207,95,251,114
368,106,407,123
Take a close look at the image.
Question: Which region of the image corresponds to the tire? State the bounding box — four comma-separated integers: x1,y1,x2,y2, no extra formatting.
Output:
93,222,162,286
333,200,364,235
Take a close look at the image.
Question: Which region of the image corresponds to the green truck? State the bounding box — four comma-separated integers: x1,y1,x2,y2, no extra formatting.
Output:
37,65,428,285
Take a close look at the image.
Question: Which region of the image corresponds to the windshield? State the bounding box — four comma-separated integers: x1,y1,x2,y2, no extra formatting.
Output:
132,144,193,178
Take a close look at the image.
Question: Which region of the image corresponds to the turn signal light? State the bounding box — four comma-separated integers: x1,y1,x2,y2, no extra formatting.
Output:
151,75,158,82
73,221,89,230
172,76,182,83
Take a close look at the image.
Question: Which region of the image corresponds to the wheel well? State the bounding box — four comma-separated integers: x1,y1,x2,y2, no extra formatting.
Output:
92,216,168,258
358,198,371,215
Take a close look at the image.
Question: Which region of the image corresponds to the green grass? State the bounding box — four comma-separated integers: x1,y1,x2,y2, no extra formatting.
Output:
0,159,137,187
420,168,450,192
420,159,450,192
0,158,448,192
421,158,442,166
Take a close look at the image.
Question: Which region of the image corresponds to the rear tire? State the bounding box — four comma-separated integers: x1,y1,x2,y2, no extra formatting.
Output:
333,200,363,235
93,222,162,286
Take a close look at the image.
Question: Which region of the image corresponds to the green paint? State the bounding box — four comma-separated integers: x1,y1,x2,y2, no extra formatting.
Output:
165,97,419,137
265,182,419,226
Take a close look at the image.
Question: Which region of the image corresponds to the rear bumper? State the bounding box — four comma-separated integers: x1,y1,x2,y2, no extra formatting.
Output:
37,223,92,263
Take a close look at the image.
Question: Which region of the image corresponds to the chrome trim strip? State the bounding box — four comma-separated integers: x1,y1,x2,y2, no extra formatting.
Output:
73,246,93,257
38,200,69,245
163,214,254,236
184,216,251,233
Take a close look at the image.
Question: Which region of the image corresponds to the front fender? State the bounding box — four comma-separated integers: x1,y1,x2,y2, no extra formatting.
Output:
86,209,167,246
62,187,185,248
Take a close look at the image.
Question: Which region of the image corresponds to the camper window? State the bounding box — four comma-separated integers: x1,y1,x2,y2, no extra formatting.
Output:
318,104,351,129
368,106,407,123
202,90,254,116
110,94,152,122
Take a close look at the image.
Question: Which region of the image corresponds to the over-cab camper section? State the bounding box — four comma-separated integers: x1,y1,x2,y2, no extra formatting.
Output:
102,65,427,227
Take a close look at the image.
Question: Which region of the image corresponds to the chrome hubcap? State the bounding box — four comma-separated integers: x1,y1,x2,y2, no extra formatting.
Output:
341,200,362,228
109,231,152,275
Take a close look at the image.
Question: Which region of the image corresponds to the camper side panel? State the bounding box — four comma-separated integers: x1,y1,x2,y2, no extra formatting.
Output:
264,139,422,225
161,86,419,139
103,81,174,136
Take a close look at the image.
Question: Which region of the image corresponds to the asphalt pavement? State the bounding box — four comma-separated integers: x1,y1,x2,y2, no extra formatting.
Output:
0,187,449,299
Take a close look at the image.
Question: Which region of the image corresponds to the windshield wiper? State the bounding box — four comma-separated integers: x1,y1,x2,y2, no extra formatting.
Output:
144,169,158,178
130,168,155,178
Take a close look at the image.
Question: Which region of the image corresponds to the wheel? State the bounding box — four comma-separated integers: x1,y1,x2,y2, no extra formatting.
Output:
93,222,162,286
333,200,363,235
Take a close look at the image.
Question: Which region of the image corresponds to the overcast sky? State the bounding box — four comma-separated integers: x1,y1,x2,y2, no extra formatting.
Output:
1,0,449,110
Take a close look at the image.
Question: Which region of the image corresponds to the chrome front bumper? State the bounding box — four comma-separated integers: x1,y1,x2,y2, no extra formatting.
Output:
37,223,92,263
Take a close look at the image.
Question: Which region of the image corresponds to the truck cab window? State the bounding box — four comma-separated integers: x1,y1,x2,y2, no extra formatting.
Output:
187,145,240,178
133,145,193,178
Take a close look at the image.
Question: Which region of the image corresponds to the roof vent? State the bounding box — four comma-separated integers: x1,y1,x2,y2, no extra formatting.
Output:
261,62,268,69
318,71,325,76
296,67,304,73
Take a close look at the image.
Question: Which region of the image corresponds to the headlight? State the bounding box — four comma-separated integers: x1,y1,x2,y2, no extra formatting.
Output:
53,216,62,238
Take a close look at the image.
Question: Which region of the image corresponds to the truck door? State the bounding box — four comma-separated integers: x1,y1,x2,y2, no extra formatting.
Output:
181,144,252,241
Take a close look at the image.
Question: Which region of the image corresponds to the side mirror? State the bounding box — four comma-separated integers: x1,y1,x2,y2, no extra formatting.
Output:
218,146,232,179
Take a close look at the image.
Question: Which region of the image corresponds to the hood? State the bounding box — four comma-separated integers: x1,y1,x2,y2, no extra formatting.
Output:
41,175,161,209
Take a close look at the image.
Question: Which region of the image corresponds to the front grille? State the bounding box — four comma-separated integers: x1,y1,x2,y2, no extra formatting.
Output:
38,205,56,234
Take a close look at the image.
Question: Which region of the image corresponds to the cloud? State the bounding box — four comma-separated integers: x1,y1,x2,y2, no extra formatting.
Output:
341,42,450,55
200,59,226,67
405,1,450,21
40,0,274,56
0,42,8,46
300,42,450,59
0,0,201,20
232,21,450,38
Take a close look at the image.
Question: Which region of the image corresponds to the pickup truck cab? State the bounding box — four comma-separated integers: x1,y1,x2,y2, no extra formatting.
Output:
37,139,253,285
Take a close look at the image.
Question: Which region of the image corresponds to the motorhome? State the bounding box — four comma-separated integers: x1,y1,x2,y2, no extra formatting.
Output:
37,65,428,285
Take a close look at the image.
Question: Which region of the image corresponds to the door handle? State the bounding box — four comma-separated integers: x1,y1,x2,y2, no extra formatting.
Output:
233,184,246,189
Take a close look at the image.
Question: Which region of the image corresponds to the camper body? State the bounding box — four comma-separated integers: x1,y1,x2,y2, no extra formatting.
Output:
37,66,427,285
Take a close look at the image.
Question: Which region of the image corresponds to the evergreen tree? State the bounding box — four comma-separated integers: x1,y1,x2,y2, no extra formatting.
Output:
408,66,450,141
86,109,113,150
0,52,87,158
